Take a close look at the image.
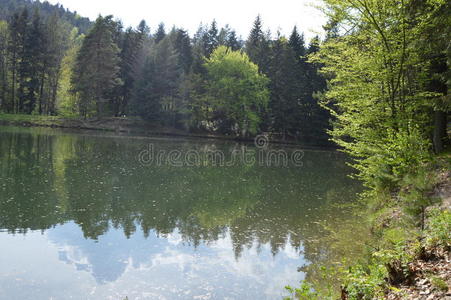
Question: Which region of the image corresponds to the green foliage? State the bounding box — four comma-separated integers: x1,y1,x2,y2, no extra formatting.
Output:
356,127,432,190
425,209,451,249
0,112,64,124
57,29,82,117
131,34,185,126
341,224,416,299
2,7,73,115
0,20,8,112
400,167,440,229
344,263,387,300
218,24,241,51
314,0,449,188
71,15,122,117
341,207,450,299
0,0,92,33
203,46,269,136
115,23,147,116
0,6,330,142
430,276,448,292
285,0,450,298
284,282,319,300
265,31,330,142
245,16,269,73
154,22,166,44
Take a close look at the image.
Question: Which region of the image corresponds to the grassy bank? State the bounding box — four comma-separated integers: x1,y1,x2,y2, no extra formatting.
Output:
0,113,69,125
0,113,240,141
285,155,451,299
0,113,334,147
0,113,167,133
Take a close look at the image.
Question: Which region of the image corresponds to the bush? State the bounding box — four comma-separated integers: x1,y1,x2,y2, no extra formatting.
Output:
356,127,433,191
425,210,451,249
400,167,440,230
284,282,320,300
343,263,387,300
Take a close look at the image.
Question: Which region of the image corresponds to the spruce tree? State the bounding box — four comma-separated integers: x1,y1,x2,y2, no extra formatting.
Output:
131,36,183,125
226,29,241,51
171,29,193,73
288,26,306,60
205,20,218,56
245,15,270,74
116,25,146,115
7,12,22,113
16,8,29,113
154,22,166,44
287,26,311,139
72,15,122,117
304,36,329,141
137,20,149,37
0,21,8,111
218,25,241,51
266,33,299,138
27,10,46,114
190,24,208,74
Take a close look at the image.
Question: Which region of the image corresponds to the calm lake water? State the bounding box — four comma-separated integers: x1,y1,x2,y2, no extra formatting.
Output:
0,126,360,300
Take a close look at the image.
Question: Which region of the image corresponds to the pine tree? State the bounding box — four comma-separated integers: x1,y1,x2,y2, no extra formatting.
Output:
116,24,146,115
288,26,306,60
245,15,270,74
0,20,8,111
305,36,329,140
286,26,311,139
226,29,241,51
205,20,218,56
7,12,21,113
25,9,46,114
72,15,122,117
266,33,299,138
15,8,29,113
131,36,183,125
170,28,193,73
137,20,149,37
218,25,241,51
15,8,46,114
190,23,208,74
154,22,166,44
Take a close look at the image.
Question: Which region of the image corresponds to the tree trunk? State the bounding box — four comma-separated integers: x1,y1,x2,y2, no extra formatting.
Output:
432,110,447,153
38,71,45,115
11,53,16,113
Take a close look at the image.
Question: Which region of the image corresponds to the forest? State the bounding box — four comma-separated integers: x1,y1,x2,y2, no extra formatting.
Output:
0,0,329,142
0,0,449,299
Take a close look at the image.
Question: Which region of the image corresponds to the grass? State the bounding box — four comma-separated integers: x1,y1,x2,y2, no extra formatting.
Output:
430,276,448,292
0,113,70,125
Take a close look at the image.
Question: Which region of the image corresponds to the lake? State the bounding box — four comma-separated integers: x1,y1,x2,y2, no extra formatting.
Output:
0,126,361,300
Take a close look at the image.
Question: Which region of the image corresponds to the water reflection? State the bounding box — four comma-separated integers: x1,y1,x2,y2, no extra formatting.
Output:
0,126,360,299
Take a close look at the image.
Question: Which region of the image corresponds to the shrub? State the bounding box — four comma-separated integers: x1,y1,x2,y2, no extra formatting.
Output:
425,210,451,249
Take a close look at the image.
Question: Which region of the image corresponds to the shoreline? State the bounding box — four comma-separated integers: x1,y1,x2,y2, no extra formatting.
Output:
0,113,335,150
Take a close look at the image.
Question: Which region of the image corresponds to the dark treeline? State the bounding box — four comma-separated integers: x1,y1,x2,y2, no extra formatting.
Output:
0,0,330,143
0,0,91,33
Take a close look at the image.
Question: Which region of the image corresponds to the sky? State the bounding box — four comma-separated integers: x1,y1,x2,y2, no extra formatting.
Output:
45,0,327,41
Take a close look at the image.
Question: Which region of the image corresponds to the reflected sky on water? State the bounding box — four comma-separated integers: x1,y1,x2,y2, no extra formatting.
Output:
0,126,360,299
